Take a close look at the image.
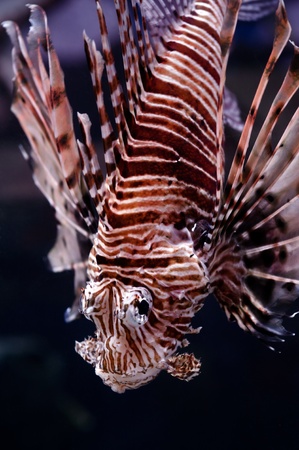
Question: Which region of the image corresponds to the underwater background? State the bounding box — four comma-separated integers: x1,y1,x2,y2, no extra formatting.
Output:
1,1,299,449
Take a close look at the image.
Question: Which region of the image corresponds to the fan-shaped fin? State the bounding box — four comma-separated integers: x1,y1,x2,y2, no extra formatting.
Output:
3,6,101,318
83,32,117,177
211,1,299,343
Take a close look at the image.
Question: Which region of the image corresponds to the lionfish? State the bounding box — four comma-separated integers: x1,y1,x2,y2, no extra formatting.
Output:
3,0,299,393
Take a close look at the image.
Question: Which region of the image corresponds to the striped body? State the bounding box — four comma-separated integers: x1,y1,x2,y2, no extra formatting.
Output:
79,0,226,391
93,0,226,230
5,0,299,393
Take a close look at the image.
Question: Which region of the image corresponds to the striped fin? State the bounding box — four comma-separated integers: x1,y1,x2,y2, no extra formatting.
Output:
211,1,299,344
219,0,291,227
83,32,117,178
77,112,104,214
216,0,243,212
94,1,128,153
3,6,101,315
4,5,100,233
28,6,98,234
222,0,279,131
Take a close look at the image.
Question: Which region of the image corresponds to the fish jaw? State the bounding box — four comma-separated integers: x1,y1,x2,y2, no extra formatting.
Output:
75,333,201,393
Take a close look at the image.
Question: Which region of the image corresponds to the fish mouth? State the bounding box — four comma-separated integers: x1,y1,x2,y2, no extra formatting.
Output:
94,364,163,393
94,351,201,392
75,336,169,392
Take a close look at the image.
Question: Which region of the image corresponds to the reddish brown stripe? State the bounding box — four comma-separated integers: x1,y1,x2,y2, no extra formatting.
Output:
96,254,190,269
162,39,220,86
114,147,216,193
146,74,217,132
181,14,220,44
126,116,217,177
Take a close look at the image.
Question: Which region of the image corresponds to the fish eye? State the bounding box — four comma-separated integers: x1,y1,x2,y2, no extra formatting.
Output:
133,296,151,325
137,299,150,316
121,287,153,327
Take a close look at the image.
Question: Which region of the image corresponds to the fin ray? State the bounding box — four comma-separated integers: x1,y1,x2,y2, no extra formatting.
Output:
211,1,299,343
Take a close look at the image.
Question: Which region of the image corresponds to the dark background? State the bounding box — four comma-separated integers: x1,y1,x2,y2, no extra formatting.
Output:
1,1,299,449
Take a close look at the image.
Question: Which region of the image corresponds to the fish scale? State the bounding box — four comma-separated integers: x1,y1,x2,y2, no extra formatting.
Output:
3,0,299,393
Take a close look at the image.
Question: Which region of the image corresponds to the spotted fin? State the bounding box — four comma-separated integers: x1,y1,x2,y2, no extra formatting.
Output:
211,1,299,344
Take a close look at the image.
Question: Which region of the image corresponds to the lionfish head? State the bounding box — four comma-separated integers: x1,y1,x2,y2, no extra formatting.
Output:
75,277,202,393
